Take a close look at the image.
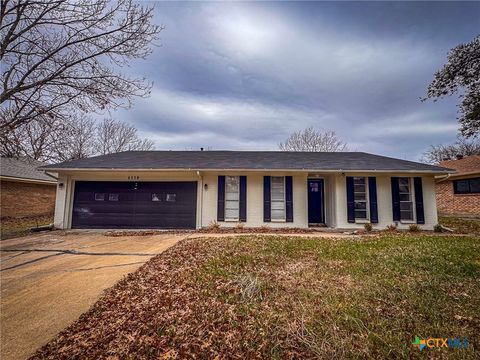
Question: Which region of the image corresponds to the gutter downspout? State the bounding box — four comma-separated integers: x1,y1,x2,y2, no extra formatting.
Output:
435,173,452,183
196,171,203,229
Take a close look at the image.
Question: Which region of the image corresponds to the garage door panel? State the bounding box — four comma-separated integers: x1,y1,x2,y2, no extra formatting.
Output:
72,181,197,229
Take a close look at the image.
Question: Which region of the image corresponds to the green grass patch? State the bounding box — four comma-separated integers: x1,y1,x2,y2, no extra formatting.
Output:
194,235,479,358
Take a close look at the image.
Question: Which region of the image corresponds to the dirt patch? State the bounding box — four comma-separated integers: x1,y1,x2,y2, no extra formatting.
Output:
0,215,53,240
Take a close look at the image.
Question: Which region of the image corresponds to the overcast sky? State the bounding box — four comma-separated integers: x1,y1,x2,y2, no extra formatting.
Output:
116,1,479,160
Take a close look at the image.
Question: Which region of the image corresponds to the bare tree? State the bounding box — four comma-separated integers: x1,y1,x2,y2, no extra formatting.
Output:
51,117,96,162
0,0,162,133
0,117,155,162
0,117,65,159
421,136,480,164
279,127,348,152
94,118,154,155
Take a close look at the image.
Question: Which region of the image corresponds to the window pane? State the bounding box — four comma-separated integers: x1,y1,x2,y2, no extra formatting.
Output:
152,193,161,202
469,178,480,193
225,176,240,219
225,209,238,219
400,210,414,221
225,200,239,210
355,210,367,219
354,177,366,185
454,180,469,193
354,202,367,210
226,176,239,192
225,191,239,201
271,177,285,220
399,177,409,186
109,194,119,201
353,177,368,220
166,193,176,202
95,193,105,201
271,209,285,220
399,178,415,221
400,202,413,211
271,201,285,210
354,193,366,201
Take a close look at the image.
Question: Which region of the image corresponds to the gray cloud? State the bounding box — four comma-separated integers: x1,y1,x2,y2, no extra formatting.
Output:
116,1,479,160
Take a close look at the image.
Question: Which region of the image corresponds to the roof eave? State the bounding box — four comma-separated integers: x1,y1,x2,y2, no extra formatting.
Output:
0,175,57,184
38,167,452,174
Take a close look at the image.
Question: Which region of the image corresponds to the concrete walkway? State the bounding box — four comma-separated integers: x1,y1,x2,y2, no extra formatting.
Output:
0,231,185,360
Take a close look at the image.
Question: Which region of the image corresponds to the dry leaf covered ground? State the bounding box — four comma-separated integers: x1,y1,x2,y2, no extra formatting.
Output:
31,234,479,359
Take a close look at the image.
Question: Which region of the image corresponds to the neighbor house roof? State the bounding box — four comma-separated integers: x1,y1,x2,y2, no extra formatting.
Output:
0,157,56,183
439,155,480,178
40,151,452,173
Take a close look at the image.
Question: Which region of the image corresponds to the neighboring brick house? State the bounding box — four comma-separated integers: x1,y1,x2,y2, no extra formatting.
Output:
436,155,480,218
0,157,57,218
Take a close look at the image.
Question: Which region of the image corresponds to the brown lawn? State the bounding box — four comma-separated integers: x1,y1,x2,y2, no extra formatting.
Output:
30,234,479,359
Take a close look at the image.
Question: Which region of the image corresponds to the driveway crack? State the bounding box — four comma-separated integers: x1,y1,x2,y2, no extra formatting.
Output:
0,249,159,272
1,248,159,256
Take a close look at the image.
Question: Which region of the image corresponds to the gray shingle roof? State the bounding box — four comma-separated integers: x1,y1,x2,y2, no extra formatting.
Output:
39,151,452,173
1,157,56,182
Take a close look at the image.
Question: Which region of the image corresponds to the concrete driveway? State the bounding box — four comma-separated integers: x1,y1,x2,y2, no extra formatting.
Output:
0,231,186,360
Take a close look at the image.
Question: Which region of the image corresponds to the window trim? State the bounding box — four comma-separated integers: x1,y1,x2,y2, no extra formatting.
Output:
353,176,369,222
453,177,480,195
224,175,240,221
166,193,176,202
398,177,416,223
271,176,286,222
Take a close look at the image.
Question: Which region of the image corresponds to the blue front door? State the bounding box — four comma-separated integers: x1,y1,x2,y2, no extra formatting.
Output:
308,179,325,224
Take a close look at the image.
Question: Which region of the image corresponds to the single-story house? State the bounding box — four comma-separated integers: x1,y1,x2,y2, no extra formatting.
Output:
39,151,452,230
436,155,480,218
1,157,57,218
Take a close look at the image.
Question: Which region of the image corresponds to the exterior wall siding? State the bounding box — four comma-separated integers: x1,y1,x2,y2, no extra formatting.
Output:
436,180,480,217
52,170,439,230
201,172,308,228
1,180,56,218
335,174,438,230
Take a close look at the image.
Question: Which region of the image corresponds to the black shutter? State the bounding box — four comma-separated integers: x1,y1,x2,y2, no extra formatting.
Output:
285,176,293,222
217,176,225,221
346,177,355,223
414,177,425,224
368,177,378,224
263,176,271,222
239,176,247,222
391,177,400,221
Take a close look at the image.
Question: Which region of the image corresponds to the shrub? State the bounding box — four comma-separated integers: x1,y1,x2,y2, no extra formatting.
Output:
364,223,373,232
386,224,397,232
235,222,245,232
409,224,421,232
434,224,443,233
207,220,220,231
260,225,270,232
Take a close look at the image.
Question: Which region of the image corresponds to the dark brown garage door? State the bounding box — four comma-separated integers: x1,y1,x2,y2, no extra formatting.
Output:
72,181,197,229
